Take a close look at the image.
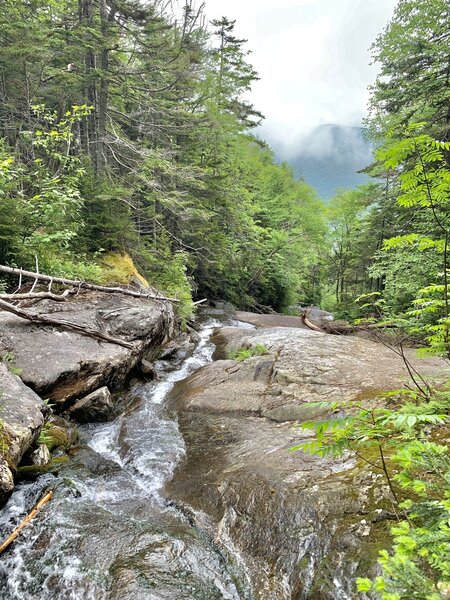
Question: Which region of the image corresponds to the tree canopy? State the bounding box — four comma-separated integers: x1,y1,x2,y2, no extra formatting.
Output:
0,0,325,316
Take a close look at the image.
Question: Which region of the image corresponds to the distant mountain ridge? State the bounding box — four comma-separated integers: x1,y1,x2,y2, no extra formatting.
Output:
267,124,374,200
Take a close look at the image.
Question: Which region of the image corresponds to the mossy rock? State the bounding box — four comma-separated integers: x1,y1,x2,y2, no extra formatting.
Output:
99,252,149,287
18,456,69,478
38,415,79,452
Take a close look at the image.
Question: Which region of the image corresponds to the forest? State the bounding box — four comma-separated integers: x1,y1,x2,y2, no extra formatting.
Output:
0,0,326,321
1,0,450,336
1,0,450,598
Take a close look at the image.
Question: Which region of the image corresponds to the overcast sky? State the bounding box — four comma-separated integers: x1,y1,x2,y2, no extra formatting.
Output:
203,0,398,153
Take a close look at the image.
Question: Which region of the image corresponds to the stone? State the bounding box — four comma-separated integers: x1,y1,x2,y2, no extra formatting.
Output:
0,291,179,406
155,333,196,363
0,363,47,501
213,301,236,312
166,323,447,598
261,402,333,423
0,456,14,497
31,444,51,466
235,311,309,329
68,386,113,423
139,359,155,377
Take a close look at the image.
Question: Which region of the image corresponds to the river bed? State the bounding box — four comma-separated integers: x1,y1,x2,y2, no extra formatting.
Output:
0,317,255,599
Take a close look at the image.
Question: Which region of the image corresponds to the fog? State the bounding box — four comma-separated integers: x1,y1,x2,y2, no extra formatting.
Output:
204,0,397,153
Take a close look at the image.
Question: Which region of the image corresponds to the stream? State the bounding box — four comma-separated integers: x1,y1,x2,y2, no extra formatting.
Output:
0,316,255,600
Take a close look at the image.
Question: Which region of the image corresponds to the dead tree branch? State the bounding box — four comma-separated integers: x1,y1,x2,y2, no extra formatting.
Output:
0,291,74,302
0,298,135,349
0,490,54,555
0,265,179,303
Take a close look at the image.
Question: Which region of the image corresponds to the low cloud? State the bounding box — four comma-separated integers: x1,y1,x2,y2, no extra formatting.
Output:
204,0,397,152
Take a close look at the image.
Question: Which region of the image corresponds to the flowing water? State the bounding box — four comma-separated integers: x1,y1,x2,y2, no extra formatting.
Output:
0,317,255,600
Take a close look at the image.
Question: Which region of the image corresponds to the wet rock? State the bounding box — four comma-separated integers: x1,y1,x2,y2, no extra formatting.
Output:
0,291,179,406
166,324,447,599
139,359,155,378
0,457,14,497
31,444,51,466
68,386,113,423
150,333,197,371
0,363,47,501
261,402,333,423
167,410,389,599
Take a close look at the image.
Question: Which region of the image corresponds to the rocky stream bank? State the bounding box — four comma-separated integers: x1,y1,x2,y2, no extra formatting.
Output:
0,291,179,501
0,303,447,599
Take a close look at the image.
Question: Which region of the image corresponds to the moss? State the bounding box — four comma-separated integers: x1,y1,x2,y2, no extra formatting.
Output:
17,456,69,478
38,426,68,451
99,252,149,287
38,419,78,451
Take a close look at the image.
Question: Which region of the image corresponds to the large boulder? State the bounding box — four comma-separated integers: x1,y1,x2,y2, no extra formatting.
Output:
166,325,447,599
0,292,178,408
0,363,47,502
235,310,309,329
188,326,447,415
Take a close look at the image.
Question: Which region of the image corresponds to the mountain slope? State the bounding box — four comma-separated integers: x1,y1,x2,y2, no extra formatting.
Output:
266,125,374,200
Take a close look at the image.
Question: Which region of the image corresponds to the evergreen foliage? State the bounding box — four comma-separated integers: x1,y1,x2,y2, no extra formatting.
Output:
316,2,450,596
0,1,325,315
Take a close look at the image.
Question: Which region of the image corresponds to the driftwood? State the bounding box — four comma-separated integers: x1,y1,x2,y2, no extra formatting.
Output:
0,290,74,302
193,298,208,306
0,490,54,554
301,313,324,332
0,298,135,349
0,265,179,303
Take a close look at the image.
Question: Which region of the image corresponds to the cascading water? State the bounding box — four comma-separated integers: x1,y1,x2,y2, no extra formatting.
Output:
0,317,253,600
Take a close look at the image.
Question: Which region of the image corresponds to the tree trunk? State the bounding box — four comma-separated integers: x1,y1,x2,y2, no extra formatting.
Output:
79,0,98,168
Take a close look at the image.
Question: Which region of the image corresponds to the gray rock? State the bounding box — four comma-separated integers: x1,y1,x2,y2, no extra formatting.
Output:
167,324,447,598
261,402,332,423
204,326,447,413
31,444,51,466
156,333,196,363
213,301,236,312
234,311,309,329
0,292,178,406
0,363,47,501
0,456,14,497
139,359,155,377
68,386,113,423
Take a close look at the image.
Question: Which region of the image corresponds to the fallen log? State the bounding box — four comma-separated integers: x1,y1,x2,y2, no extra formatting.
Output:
301,311,397,335
0,290,73,302
193,298,208,306
0,298,135,349
300,313,324,332
0,265,179,303
0,490,54,554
